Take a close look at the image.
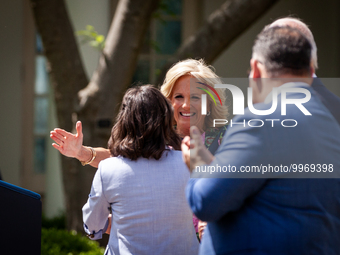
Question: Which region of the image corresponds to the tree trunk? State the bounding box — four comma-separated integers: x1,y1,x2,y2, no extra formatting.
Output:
156,0,279,85
29,0,89,231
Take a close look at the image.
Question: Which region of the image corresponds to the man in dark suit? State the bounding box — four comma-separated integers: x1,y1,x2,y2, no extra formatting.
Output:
182,26,340,254
269,17,340,125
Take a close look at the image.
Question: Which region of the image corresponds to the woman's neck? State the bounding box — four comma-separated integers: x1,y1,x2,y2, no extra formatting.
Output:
178,130,189,138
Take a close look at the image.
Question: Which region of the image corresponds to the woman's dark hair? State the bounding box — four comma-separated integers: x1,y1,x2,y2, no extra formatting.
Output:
108,85,181,160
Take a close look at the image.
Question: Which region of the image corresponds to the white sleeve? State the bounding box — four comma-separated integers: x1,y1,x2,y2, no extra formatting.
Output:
82,165,111,240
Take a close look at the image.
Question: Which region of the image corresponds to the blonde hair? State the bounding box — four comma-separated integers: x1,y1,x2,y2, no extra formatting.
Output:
160,59,228,129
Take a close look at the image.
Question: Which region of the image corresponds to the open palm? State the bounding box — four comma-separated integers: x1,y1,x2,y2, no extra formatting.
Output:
50,121,83,158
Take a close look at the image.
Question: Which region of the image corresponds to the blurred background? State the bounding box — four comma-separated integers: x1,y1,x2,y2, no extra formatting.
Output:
0,0,339,221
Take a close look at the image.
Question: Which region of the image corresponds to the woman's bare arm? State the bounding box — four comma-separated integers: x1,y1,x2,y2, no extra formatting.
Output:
50,121,111,168
78,146,111,168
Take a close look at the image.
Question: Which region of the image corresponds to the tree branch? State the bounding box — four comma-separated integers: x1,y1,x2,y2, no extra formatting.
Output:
78,0,161,121
29,0,91,231
156,0,279,85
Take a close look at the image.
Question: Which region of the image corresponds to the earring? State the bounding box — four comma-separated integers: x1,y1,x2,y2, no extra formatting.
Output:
206,111,211,116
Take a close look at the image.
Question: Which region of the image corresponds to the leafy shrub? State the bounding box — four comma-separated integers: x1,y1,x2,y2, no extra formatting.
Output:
42,213,66,230
41,228,105,255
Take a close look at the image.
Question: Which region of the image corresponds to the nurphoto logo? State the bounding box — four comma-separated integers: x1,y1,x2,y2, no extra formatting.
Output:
198,82,312,128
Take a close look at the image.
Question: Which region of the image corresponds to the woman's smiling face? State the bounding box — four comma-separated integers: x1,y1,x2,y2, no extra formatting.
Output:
171,75,207,136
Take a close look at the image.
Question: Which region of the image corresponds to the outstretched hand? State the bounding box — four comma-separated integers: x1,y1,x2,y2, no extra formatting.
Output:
50,121,84,159
181,126,215,172
198,220,207,240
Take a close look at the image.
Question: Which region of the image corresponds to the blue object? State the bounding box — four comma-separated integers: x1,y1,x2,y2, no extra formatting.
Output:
187,84,340,254
0,180,42,254
0,180,41,200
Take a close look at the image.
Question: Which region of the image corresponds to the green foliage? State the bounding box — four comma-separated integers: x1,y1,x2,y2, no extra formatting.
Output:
153,0,179,20
41,228,105,255
76,25,105,51
42,213,66,230
42,213,104,255
150,39,161,53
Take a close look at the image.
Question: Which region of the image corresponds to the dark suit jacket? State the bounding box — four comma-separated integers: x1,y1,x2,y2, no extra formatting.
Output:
187,84,340,255
311,78,340,125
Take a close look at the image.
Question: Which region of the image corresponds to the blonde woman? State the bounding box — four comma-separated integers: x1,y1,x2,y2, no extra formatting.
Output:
160,59,228,153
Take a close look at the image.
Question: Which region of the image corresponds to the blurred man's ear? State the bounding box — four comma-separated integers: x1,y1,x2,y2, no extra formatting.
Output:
249,59,263,79
310,65,315,77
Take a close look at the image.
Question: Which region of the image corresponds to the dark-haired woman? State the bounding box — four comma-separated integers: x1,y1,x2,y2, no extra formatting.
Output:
82,86,199,255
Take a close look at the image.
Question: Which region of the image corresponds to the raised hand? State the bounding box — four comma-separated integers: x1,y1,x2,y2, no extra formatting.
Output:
198,220,207,241
181,135,192,170
50,121,84,159
181,126,215,172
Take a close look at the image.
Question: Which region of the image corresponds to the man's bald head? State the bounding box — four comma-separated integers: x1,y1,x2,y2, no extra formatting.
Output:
268,18,318,70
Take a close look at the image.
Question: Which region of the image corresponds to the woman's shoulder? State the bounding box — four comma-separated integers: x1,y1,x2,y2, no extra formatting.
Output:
98,150,184,168
99,155,122,165
98,156,130,173
98,148,185,172
161,149,185,161
97,150,188,181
